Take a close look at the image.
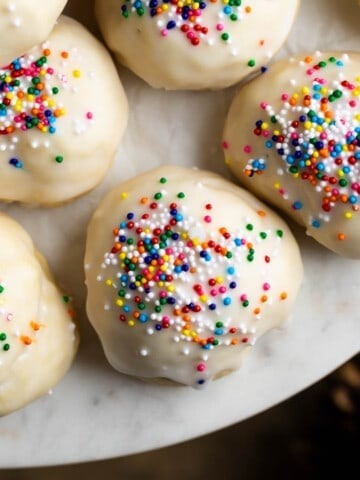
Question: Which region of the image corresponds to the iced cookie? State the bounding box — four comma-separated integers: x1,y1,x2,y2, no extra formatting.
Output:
95,0,299,90
0,213,78,416
223,52,360,258
0,15,128,205
0,0,67,67
84,165,303,388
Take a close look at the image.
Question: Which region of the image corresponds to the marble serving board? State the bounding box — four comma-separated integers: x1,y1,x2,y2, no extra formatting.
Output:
0,0,359,468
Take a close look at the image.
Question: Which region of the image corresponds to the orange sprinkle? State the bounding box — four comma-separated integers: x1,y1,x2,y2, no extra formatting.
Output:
43,48,51,56
173,309,181,316
257,210,266,217
190,267,196,274
338,233,346,241
21,335,32,346
61,51,69,59
340,195,348,203
259,39,265,46
231,338,239,345
253,307,261,315
260,295,268,303
68,309,75,319
245,6,252,13
140,197,148,204
30,321,44,331
280,292,288,300
304,56,313,63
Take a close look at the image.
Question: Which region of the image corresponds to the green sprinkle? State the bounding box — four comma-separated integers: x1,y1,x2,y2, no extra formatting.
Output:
118,289,125,297
339,178,348,187
0,285,4,294
276,229,284,238
247,59,256,68
230,13,237,21
215,321,223,328
155,305,162,313
226,252,233,259
221,32,230,41
212,339,219,346
3,344,10,351
138,302,146,310
177,192,185,199
246,223,254,231
160,177,167,184
259,232,267,239
62,295,69,303
55,155,64,163
242,300,249,307
318,61,327,68
0,332,6,341
154,192,162,200
52,87,59,94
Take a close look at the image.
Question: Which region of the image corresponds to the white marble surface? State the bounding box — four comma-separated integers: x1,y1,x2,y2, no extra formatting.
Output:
0,0,359,468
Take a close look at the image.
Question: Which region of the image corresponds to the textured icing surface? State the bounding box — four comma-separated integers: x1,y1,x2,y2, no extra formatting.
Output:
223,52,360,258
0,0,67,67
95,0,299,89
0,15,128,205
0,214,78,416
85,166,303,387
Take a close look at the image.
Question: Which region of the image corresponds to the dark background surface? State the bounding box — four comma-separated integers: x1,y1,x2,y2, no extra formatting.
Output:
1,354,358,480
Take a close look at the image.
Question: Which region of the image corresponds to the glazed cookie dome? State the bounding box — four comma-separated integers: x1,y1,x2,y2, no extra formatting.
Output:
0,15,128,205
223,51,360,258
0,213,78,416
95,0,299,90
0,0,67,67
84,165,303,388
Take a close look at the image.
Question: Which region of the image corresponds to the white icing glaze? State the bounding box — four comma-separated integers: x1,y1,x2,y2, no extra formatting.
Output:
95,0,299,90
0,0,67,66
223,51,360,258
84,165,303,388
0,15,128,205
0,213,78,416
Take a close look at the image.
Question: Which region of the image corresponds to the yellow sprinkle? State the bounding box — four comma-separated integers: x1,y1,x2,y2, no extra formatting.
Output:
167,285,175,292
274,130,280,136
261,122,268,130
72,69,81,78
355,114,360,121
148,266,154,272
320,87,328,94
135,281,141,287
105,279,112,286
192,238,199,246
160,265,167,272
116,299,123,307
315,126,323,133
162,3,169,9
121,192,128,199
144,228,150,234
48,99,55,107
345,212,352,219
200,295,208,302
119,252,126,260
128,320,135,327
190,331,197,338
158,281,164,287
224,156,231,165
301,86,310,94
338,170,344,177
183,329,190,336
27,94,35,102
274,182,280,189
182,232,188,239
304,121,312,129
216,276,223,284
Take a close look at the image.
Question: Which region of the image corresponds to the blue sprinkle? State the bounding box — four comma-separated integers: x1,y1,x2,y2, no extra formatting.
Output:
223,297,232,306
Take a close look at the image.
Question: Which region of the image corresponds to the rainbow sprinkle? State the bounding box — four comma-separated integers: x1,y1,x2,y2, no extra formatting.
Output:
96,175,289,387
119,0,257,49
242,55,360,234
0,49,65,136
